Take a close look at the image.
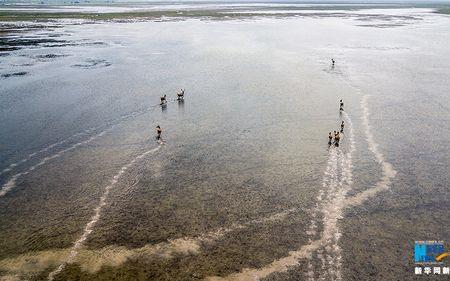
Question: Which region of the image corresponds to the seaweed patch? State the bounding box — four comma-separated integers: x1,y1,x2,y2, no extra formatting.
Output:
71,59,111,69
1,71,28,78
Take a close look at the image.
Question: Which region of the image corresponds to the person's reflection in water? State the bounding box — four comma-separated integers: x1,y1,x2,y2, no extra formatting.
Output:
178,99,184,114
161,103,167,112
178,98,185,111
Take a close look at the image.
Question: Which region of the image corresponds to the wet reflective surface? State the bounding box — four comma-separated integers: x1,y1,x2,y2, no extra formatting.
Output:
0,5,449,281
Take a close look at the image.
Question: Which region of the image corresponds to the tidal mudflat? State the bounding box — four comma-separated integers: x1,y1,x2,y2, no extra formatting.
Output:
1,3,450,280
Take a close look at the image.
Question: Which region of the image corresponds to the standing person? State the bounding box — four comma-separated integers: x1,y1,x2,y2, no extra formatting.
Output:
331,58,335,67
335,132,340,146
339,99,344,111
177,89,184,100
328,132,333,145
340,121,345,133
156,125,162,139
160,94,167,105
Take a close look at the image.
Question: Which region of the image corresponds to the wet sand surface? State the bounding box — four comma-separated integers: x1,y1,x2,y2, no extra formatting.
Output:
1,4,450,281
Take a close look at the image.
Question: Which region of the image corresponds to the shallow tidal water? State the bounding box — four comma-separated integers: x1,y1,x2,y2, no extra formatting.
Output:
0,6,450,281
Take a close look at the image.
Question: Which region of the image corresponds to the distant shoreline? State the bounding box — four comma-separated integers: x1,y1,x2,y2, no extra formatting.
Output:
0,2,448,21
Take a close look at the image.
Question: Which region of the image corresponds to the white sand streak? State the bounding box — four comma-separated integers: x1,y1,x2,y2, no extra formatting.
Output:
307,147,338,280
0,110,138,178
307,148,338,281
47,145,161,281
0,128,114,198
0,208,298,278
208,112,356,281
207,239,325,281
207,94,398,281
0,103,158,197
312,111,355,281
322,111,355,281
305,111,356,281
344,95,396,206
0,129,92,177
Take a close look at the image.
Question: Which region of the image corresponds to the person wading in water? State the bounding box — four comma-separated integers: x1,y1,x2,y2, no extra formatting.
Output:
160,95,167,105
177,89,185,101
156,125,162,139
334,131,341,146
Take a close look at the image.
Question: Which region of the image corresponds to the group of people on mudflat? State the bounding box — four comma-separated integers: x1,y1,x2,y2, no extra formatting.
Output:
328,99,345,146
155,84,346,147
156,89,185,139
